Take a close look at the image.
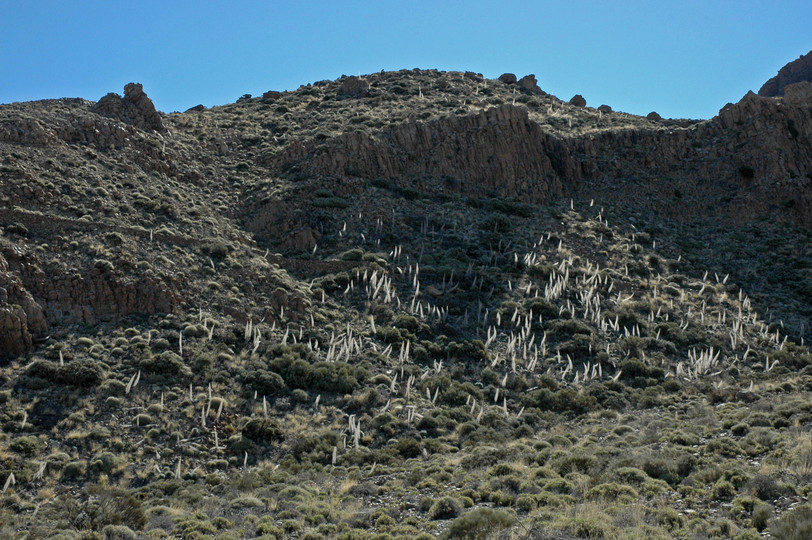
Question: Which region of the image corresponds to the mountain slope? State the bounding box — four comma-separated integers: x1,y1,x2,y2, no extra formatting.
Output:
0,62,810,539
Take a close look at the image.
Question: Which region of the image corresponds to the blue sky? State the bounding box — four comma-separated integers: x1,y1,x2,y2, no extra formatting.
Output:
1,1,809,119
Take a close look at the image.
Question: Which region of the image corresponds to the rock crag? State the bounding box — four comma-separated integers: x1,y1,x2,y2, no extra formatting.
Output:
759,50,812,97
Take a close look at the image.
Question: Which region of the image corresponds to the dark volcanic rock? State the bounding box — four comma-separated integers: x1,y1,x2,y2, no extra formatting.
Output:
92,82,164,131
518,74,541,93
338,76,368,98
498,73,517,85
759,50,812,97
0,250,48,357
569,94,587,107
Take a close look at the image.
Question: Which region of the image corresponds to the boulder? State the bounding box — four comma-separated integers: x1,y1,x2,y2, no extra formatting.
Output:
517,74,541,93
597,104,613,113
338,76,368,98
569,94,587,107
498,73,517,85
646,111,663,121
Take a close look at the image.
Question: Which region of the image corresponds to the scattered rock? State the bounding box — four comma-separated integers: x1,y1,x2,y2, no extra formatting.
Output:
569,94,587,107
185,104,206,112
464,71,483,82
597,104,613,113
92,83,164,131
498,73,517,85
759,50,812,97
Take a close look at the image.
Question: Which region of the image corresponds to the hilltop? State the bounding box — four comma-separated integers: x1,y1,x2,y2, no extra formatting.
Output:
0,57,811,539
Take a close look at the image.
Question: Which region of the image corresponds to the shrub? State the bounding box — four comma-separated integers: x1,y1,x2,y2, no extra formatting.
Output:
202,240,230,259
444,508,515,539
771,504,812,539
711,480,737,501
313,197,349,209
26,359,103,388
85,486,147,530
243,369,285,397
747,474,784,501
585,482,638,503
242,418,284,443
753,503,772,532
141,351,191,378
429,497,461,520
102,524,137,540
739,165,755,179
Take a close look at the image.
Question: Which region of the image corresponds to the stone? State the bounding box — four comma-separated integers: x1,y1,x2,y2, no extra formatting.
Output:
569,94,587,107
498,73,517,85
517,74,541,93
646,111,663,121
463,71,483,82
185,104,206,113
597,104,613,113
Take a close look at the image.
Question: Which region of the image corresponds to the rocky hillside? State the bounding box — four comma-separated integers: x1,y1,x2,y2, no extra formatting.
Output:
759,50,812,97
0,57,811,539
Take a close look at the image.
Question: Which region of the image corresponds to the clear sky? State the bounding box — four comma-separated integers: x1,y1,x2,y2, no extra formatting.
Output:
1,1,810,119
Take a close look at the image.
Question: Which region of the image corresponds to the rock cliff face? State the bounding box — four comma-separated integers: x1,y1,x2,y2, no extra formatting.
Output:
269,86,812,227
0,241,179,330
0,250,48,357
759,50,812,97
272,105,577,201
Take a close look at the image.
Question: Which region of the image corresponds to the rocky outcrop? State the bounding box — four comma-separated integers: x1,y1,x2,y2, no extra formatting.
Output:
337,77,368,98
92,83,164,131
0,242,179,326
518,74,541,93
1,99,146,149
759,50,812,97
0,250,48,357
269,82,812,228
498,73,517,85
271,105,581,200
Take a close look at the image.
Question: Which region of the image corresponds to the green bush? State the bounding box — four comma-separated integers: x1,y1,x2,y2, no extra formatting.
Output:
202,240,230,259
585,482,638,503
313,196,349,208
753,503,772,532
771,504,812,539
242,418,284,443
141,351,191,378
25,359,103,388
429,496,461,520
444,508,515,539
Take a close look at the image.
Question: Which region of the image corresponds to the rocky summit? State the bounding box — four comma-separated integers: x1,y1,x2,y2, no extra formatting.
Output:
0,53,811,539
